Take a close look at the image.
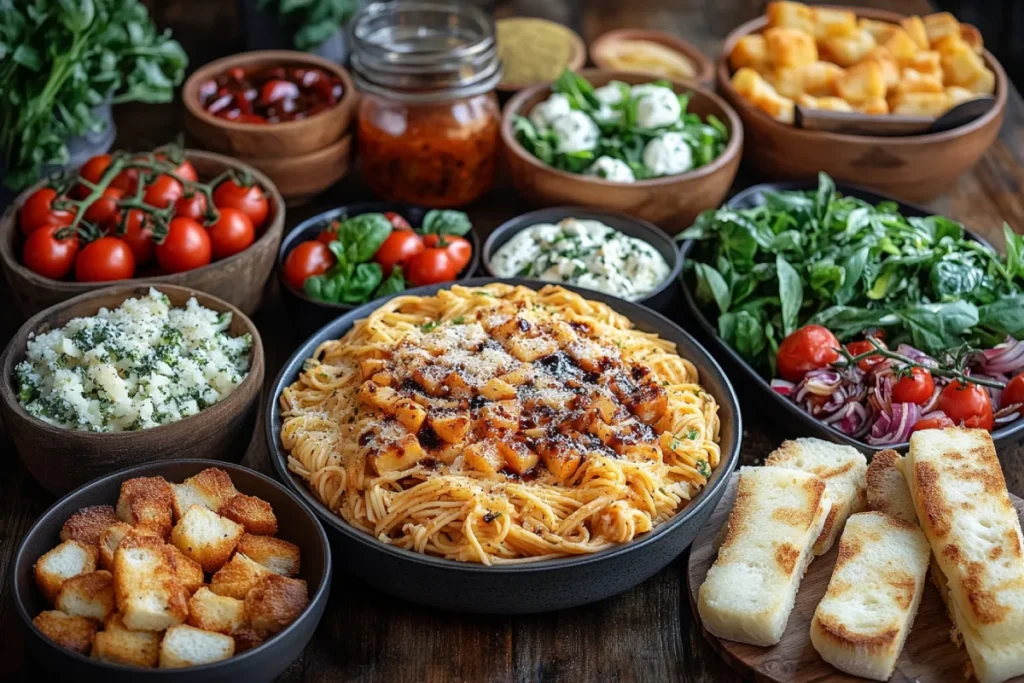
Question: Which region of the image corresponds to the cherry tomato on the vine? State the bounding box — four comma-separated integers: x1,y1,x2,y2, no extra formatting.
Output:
108,209,155,266
422,234,471,272
776,325,841,383
912,416,955,432
892,367,935,405
82,187,124,226
317,221,340,246
384,212,412,230
1000,373,1024,414
143,174,184,209
283,241,334,291
844,338,888,373
208,208,255,260
75,237,135,282
19,188,75,237
938,380,994,431
213,179,268,230
75,154,113,198
405,248,459,287
374,230,424,275
155,218,212,274
23,225,79,279
174,192,209,221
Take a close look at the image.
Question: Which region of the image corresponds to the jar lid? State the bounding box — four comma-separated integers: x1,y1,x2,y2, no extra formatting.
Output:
350,1,503,102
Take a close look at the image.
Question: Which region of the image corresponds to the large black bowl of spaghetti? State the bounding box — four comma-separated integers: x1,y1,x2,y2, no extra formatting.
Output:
266,277,741,613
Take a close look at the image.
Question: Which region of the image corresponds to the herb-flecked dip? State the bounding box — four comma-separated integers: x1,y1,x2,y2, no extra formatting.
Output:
15,289,252,432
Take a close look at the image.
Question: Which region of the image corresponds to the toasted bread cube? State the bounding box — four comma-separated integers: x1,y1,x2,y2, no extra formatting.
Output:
231,627,269,653
464,440,506,475
857,97,890,115
901,15,929,49
891,91,951,117
170,505,244,573
91,613,161,667
800,61,844,96
821,28,876,67
167,544,205,594
237,534,300,577
98,522,133,571
858,18,897,44
836,61,886,105
764,27,818,69
170,468,238,519
937,40,995,93
766,1,814,34
113,535,189,631
883,27,920,65
159,624,235,668
220,494,278,536
797,94,853,112
812,7,856,40
733,67,796,124
244,575,310,634
895,68,945,96
60,505,120,546
960,23,984,54
187,587,247,635
946,85,976,107
210,553,274,600
56,570,114,621
33,610,97,655
729,34,768,71
35,540,98,604
905,50,942,79
497,440,539,476
116,476,174,537
923,12,961,46
868,47,900,89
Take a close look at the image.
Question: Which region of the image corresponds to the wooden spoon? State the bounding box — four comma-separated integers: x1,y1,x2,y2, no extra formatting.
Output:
794,95,996,136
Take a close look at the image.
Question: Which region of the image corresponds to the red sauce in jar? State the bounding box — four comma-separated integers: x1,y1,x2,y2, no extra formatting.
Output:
199,66,343,124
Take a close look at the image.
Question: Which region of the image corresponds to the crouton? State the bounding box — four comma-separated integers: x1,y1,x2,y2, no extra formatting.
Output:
820,28,876,68
858,18,897,44
91,613,161,667
857,97,890,115
946,85,977,107
923,12,961,46
159,624,235,668
732,68,795,124
812,7,856,41
34,540,98,604
220,494,278,536
891,91,951,117
835,61,886,106
237,534,300,577
770,61,843,99
113,535,189,631
116,476,174,537
188,587,247,635
244,575,310,634
797,94,854,112
765,27,818,69
56,570,115,621
231,627,269,653
766,1,814,34
170,505,244,573
960,23,984,55
867,46,900,89
901,15,929,49
98,522,133,571
210,553,273,600
166,544,205,594
883,27,920,65
33,610,97,655
60,505,120,546
171,468,239,519
729,34,768,72
905,50,942,79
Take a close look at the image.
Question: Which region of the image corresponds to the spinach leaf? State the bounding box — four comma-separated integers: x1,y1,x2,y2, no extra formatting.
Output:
719,311,766,365
835,246,869,305
979,295,1024,338
693,263,731,314
337,213,392,263
421,210,472,236
374,265,406,298
809,306,892,339
930,259,983,300
897,301,979,352
776,255,802,336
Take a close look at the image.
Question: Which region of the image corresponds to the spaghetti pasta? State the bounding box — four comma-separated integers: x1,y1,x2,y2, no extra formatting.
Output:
280,284,720,564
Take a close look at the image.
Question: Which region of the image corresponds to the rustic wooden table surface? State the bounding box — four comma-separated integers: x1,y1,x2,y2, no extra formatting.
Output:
2,1,1024,681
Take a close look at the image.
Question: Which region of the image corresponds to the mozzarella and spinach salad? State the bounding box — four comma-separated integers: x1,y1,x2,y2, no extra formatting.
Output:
491,217,671,300
15,289,252,433
512,70,728,182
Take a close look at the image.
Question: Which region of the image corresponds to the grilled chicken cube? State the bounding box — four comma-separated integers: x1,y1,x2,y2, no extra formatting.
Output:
444,371,473,398
394,398,427,433
370,435,428,474
358,381,399,413
370,371,393,386
464,440,505,474
480,378,517,401
412,366,448,397
506,336,558,363
588,417,618,445
360,358,387,379
590,396,620,424
497,441,539,475
498,368,533,386
565,339,612,373
609,374,668,425
430,411,471,443
488,316,530,341
480,400,521,433
536,439,583,481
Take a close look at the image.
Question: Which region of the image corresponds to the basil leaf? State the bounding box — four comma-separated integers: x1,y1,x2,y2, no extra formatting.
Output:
694,263,731,314
340,263,383,304
1004,223,1024,281
897,301,979,352
809,306,892,340
931,259,983,300
337,213,392,263
835,246,869,305
719,311,766,365
374,265,406,298
421,210,472,237
979,295,1024,338
776,254,802,336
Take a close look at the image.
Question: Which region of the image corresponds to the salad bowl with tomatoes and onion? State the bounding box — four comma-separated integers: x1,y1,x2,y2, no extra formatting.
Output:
277,203,480,336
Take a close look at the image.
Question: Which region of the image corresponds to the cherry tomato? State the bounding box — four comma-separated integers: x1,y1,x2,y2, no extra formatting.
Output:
1001,373,1024,413
155,218,212,273
75,154,113,198
174,192,209,221
260,79,299,104
375,231,424,275
143,174,184,209
82,187,124,226
208,208,255,260
422,234,471,272
169,158,198,183
75,237,135,282
19,188,75,237
111,168,140,195
384,212,412,230
109,209,155,266
405,248,459,287
912,416,955,432
938,380,994,431
22,225,79,279
283,241,334,291
213,179,269,230
316,220,341,246
892,367,935,405
776,325,841,383
844,338,888,372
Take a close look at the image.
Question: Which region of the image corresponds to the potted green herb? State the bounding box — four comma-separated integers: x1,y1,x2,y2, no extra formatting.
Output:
240,0,361,63
0,0,187,192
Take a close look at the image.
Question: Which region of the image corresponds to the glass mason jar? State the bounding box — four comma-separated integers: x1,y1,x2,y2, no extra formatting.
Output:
350,1,502,207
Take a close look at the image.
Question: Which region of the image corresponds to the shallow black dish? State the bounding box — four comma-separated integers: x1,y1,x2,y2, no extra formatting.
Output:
678,181,1024,455
482,207,683,314
266,277,741,614
13,459,331,683
277,202,481,338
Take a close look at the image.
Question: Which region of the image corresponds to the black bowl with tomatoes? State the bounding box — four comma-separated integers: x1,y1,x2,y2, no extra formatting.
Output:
277,202,481,338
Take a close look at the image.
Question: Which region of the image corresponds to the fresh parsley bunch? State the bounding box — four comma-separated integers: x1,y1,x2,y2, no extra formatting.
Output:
257,0,360,51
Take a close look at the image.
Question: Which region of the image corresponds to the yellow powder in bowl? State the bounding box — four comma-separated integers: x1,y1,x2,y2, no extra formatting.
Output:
496,18,580,87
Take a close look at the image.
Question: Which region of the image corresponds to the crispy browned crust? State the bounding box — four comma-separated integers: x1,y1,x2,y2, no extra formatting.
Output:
60,505,120,545
767,440,856,481
866,450,900,491
774,543,800,574
33,610,97,654
118,477,174,537
166,545,204,594
220,494,278,536
57,570,114,616
232,626,270,653
237,534,301,576
815,615,899,652
244,575,309,634
770,476,827,529
113,535,190,625
34,540,98,604
210,553,273,600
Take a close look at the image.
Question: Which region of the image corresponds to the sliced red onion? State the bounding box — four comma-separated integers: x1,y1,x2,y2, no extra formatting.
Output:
920,384,942,413
979,337,1024,375
970,373,1005,408
895,344,937,367
868,402,920,445
771,379,795,397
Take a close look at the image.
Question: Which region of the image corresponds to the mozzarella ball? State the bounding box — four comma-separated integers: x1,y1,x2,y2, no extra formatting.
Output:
551,111,600,153
529,93,571,129
643,133,693,176
632,85,682,128
586,156,635,183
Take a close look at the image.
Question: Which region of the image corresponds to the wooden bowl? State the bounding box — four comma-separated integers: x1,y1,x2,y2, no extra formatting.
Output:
0,150,285,319
716,7,1008,202
500,70,743,234
589,29,714,87
242,133,353,207
182,50,358,159
0,284,265,495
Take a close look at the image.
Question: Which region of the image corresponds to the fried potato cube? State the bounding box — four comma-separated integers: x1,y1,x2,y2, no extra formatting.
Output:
904,50,942,79
733,67,796,124
836,61,886,105
858,18,897,44
497,440,539,475
60,505,120,546
464,440,506,474
766,1,814,34
33,610,97,655
116,476,174,537
939,38,993,91
171,505,244,573
867,47,900,89
480,400,520,432
220,494,278,536
98,521,134,571
729,34,769,71
210,553,273,600
797,94,854,112
35,539,98,604
159,624,235,668
245,575,309,634
498,367,533,386
394,397,427,432
359,358,386,379
883,27,920,64
170,468,239,520
901,15,929,49
946,85,976,107
56,570,114,621
370,371,393,387
960,23,984,54
857,97,890,115
812,7,856,40
891,91,950,117
358,380,399,413
820,28,876,67
506,336,558,363
237,534,300,577
896,67,945,96
370,434,429,474
114,535,189,631
430,411,471,444
187,587,247,635
92,614,161,667
480,377,517,401
923,12,961,46
764,27,818,69
536,441,583,481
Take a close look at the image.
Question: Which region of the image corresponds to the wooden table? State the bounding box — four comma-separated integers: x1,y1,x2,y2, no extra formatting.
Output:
2,1,1023,680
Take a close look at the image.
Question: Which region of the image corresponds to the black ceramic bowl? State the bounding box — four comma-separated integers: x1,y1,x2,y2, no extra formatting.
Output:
266,277,741,614
678,181,1024,455
277,202,482,338
12,460,332,683
482,207,683,314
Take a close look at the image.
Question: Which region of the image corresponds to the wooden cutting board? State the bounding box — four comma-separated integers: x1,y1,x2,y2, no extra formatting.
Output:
686,473,1024,683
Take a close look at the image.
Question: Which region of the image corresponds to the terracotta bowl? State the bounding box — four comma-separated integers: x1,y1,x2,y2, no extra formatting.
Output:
182,50,358,159
242,133,353,207
589,29,715,87
0,284,265,495
717,7,1008,202
500,69,742,235
0,150,285,319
